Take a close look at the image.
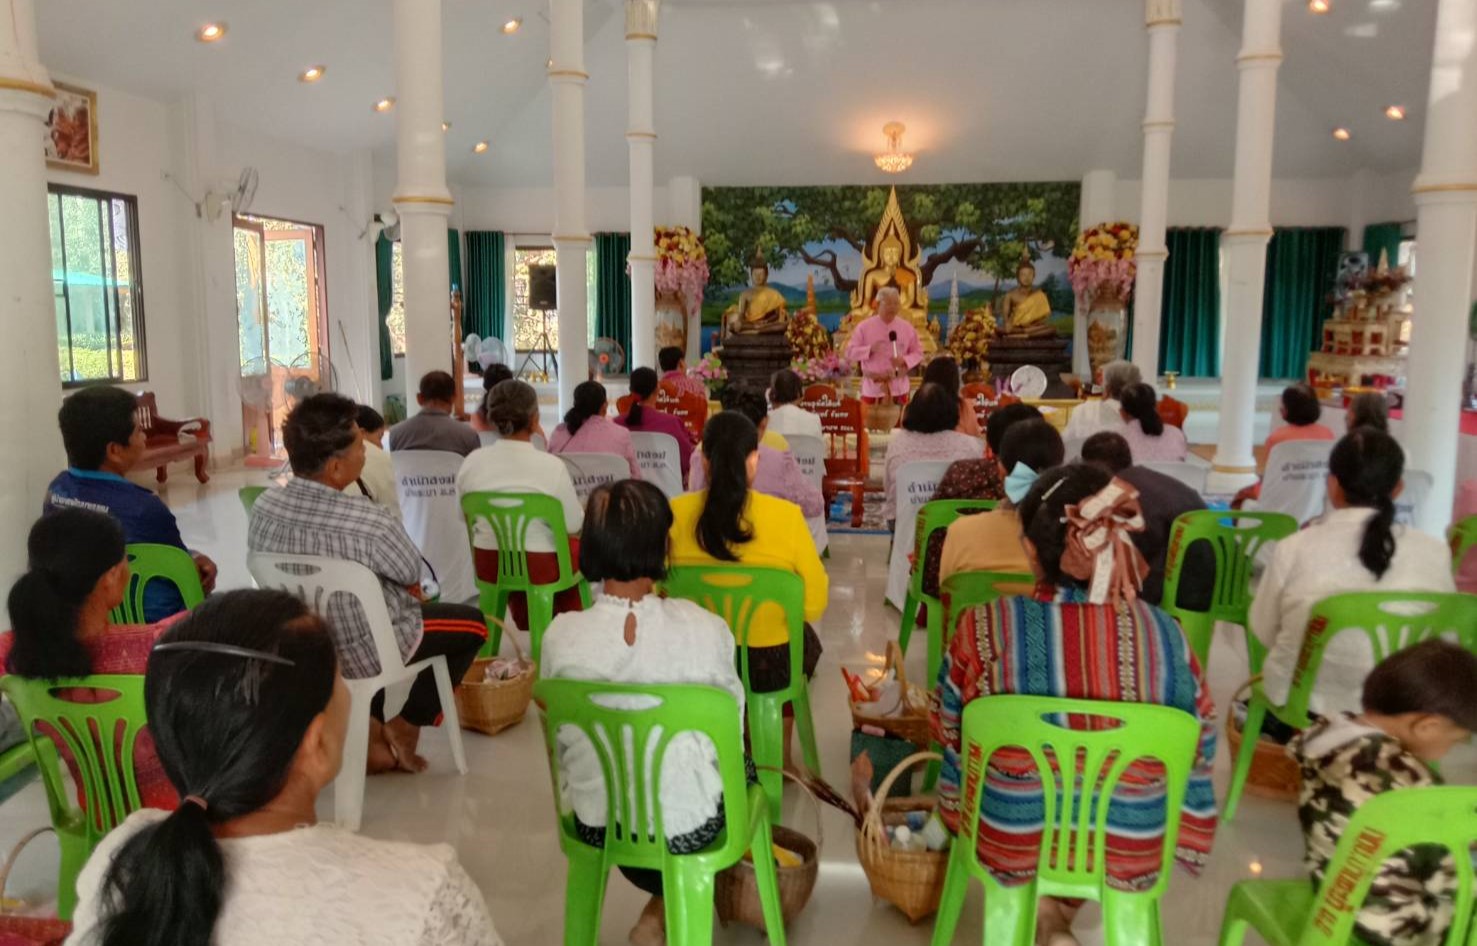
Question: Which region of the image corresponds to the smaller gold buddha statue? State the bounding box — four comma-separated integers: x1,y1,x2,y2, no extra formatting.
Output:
995,256,1056,338
723,245,789,337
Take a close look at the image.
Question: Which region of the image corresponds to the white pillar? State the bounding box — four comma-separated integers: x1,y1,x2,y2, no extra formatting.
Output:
1400,0,1477,534
1076,170,1118,378
551,0,591,413
667,174,704,363
1209,0,1284,493
0,0,64,600
626,0,660,373
1130,0,1182,383
392,0,453,407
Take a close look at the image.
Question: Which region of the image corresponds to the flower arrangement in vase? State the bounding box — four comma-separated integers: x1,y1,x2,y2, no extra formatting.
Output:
1069,222,1139,373
790,351,843,385
654,226,710,314
947,305,997,373
692,351,728,398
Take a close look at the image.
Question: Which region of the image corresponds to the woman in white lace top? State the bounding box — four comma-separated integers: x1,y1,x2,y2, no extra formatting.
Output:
66,590,500,946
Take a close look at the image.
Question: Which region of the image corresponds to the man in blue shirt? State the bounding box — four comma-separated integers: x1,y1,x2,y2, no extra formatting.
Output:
44,386,217,622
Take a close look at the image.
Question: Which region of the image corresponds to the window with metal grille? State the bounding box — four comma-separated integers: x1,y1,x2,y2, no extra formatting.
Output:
48,184,147,385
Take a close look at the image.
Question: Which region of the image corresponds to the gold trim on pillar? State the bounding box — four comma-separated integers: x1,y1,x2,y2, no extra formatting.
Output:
1146,17,1183,27
547,69,590,80
626,131,657,141
625,31,658,40
1135,249,1170,261
1211,463,1258,475
0,77,57,98
1224,228,1274,238
1142,119,1176,131
1236,51,1284,65
552,234,594,244
1411,182,1477,195
393,195,456,206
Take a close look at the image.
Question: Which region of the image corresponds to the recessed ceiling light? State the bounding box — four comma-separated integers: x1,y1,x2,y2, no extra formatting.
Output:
546,57,554,68
374,97,396,113
1308,0,1330,12
502,18,522,34
442,121,451,132
1333,127,1351,140
196,22,227,43
299,66,326,83
1384,104,1406,120
473,141,490,154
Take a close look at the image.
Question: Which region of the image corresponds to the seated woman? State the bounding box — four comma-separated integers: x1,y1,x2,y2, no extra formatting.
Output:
1250,428,1453,718
1063,359,1137,443
548,380,640,480
616,367,695,479
935,463,1217,946
1118,382,1188,464
471,363,515,433
1,508,178,811
543,480,748,946
669,412,828,765
688,387,823,521
881,382,983,527
1264,383,1336,468
1346,391,1390,434
458,380,586,630
765,368,823,441
66,589,501,946
922,355,981,437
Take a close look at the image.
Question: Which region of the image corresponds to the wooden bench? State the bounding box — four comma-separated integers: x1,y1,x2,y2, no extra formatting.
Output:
135,392,211,484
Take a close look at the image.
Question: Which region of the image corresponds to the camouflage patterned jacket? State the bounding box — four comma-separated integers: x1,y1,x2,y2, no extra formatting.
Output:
1289,714,1455,946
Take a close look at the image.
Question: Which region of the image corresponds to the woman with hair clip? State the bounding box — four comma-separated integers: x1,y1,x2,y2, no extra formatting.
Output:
1,508,179,811
668,412,828,767
1251,428,1453,719
66,589,500,946
933,463,1217,946
616,366,695,478
1117,382,1188,463
548,379,640,479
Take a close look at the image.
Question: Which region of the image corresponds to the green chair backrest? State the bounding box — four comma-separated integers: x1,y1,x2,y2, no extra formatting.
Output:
911,499,999,595
460,491,580,589
662,565,804,695
1161,510,1298,625
1449,514,1477,575
0,675,149,843
239,485,268,513
956,694,1200,903
940,570,1035,644
533,678,752,870
1298,787,1477,946
109,543,205,625
1277,591,1477,729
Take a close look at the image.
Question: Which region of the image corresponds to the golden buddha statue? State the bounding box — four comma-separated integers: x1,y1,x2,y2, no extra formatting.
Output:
834,187,939,355
995,255,1056,338
723,245,789,337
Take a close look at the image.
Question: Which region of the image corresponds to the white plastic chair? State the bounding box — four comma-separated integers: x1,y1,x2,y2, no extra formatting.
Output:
629,431,683,499
1253,439,1335,526
557,452,632,504
884,459,953,611
1394,470,1435,533
391,450,478,605
246,552,468,831
787,434,827,494
1141,460,1209,495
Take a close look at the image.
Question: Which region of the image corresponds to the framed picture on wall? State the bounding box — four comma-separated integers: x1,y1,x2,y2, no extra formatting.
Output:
45,82,99,174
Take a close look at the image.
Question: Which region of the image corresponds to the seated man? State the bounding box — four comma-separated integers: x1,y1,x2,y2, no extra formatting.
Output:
1080,430,1211,609
658,345,708,400
45,385,217,622
387,370,480,457
249,393,485,773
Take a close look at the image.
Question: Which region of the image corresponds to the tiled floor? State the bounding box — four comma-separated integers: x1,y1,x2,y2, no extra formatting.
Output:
3,463,1472,945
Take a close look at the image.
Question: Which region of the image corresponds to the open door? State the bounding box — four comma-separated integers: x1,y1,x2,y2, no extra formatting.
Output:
233,217,274,462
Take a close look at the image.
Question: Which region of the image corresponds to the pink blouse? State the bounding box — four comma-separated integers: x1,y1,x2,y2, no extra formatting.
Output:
1121,419,1189,464
547,415,642,480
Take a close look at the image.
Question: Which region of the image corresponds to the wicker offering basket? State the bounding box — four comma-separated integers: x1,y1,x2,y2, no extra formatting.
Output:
850,641,932,749
455,617,535,736
1225,678,1301,802
716,768,821,928
855,751,949,923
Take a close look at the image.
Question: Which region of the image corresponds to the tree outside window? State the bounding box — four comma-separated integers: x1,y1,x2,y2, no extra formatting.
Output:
49,185,147,385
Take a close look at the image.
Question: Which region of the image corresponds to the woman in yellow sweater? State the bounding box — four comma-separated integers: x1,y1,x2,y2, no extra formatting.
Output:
669,411,828,763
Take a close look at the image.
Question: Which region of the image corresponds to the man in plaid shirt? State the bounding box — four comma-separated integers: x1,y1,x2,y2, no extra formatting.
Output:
249,393,485,774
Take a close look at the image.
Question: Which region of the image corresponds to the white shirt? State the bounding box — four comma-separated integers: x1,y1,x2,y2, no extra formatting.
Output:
1064,398,1125,443
67,809,500,946
355,440,402,521
456,439,583,553
541,594,745,839
767,403,824,441
1250,506,1455,716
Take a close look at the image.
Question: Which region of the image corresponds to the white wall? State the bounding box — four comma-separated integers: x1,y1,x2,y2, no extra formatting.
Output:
1113,173,1418,229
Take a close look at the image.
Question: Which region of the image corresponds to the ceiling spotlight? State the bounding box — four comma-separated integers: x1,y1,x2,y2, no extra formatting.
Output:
1308,0,1330,12
299,66,326,83
1384,104,1406,120
374,97,396,113
196,22,227,43
442,121,451,132
546,58,555,68
1333,127,1351,140
473,141,490,154
502,18,522,34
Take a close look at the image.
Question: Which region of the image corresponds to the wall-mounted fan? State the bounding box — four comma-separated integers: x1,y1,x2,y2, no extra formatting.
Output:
199,168,258,221
590,337,626,378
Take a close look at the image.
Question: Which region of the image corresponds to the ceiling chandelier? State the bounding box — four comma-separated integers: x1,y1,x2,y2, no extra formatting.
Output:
873,121,914,174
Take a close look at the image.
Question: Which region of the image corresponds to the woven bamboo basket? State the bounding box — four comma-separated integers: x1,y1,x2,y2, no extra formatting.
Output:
855,751,949,924
0,826,72,943
716,769,821,929
454,618,535,736
1226,678,1300,802
851,641,931,749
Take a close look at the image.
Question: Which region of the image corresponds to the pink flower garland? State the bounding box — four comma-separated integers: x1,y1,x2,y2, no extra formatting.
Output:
653,226,710,313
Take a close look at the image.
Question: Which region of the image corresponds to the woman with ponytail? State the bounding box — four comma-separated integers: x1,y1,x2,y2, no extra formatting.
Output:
66,589,501,946
615,366,695,478
548,379,640,479
1251,428,1454,718
1117,382,1188,462
2,509,178,810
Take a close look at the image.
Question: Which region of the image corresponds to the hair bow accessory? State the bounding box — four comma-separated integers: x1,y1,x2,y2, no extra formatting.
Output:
1059,477,1149,605
1004,462,1039,505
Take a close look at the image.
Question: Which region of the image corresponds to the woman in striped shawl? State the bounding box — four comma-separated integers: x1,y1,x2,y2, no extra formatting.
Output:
932,462,1217,946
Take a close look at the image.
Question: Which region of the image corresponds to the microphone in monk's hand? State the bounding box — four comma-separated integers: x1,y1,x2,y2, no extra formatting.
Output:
889,330,899,376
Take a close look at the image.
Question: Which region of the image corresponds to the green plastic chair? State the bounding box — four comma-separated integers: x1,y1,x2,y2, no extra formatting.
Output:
534,678,786,946
239,485,268,513
662,565,819,824
1224,591,1477,821
1449,514,1477,576
932,695,1201,946
896,499,999,670
460,491,592,664
1218,786,1477,946
0,674,149,920
1160,510,1298,668
108,543,206,625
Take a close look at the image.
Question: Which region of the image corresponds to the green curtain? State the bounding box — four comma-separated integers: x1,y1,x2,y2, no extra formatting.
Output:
447,228,463,293
1259,227,1346,380
594,232,632,360
375,234,394,381
1362,222,1404,270
464,231,506,340
1159,228,1222,377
